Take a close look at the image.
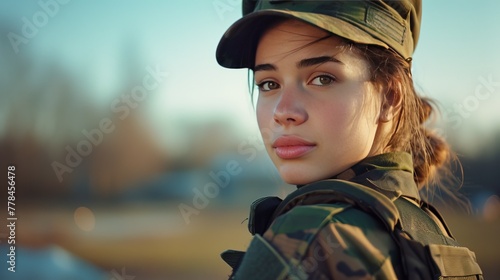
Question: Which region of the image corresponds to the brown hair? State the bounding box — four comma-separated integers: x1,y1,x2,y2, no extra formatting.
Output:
354,44,465,205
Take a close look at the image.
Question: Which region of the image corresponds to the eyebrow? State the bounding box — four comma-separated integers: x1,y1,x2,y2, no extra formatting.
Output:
254,56,343,72
253,63,276,72
298,56,344,68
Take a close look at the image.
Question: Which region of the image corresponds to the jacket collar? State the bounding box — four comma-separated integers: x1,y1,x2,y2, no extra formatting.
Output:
298,152,421,202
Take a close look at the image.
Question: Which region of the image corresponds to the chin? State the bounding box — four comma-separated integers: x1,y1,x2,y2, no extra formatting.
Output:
279,168,319,186
277,162,342,186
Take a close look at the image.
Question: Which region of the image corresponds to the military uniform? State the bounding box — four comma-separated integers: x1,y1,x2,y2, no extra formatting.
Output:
222,153,483,279
216,1,484,279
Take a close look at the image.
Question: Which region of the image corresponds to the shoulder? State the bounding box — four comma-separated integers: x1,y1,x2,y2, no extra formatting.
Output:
263,204,402,279
265,202,392,240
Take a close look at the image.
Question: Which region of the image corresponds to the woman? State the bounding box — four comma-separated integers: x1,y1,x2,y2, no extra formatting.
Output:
216,1,483,279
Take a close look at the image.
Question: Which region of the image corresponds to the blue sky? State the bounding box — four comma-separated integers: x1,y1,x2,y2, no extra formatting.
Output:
1,0,499,153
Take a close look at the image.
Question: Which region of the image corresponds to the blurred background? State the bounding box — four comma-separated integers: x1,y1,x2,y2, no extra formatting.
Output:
0,0,499,279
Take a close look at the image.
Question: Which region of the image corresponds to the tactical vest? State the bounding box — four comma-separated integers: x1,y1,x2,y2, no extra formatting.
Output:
222,180,483,279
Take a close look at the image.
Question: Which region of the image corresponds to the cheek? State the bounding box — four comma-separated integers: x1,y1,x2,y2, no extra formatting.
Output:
256,101,273,140
314,90,379,143
256,102,266,128
315,98,356,130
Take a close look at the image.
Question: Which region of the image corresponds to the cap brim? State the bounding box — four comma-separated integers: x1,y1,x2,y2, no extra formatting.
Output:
216,9,390,69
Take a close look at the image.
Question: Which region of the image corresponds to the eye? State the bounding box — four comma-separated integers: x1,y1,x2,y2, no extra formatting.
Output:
257,81,280,92
310,75,335,86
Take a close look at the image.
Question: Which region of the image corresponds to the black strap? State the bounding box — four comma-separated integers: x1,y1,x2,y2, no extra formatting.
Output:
248,196,282,235
221,250,245,270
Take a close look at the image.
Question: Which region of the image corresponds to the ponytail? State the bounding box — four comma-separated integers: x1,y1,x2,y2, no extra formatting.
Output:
354,44,467,207
413,98,451,186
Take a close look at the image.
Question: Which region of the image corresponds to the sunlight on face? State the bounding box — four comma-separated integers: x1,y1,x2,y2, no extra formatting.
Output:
255,19,385,185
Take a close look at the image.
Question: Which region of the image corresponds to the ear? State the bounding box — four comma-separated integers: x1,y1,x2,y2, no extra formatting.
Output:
379,83,403,123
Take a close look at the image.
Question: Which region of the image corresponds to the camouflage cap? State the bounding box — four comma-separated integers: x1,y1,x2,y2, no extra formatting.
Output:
216,0,422,69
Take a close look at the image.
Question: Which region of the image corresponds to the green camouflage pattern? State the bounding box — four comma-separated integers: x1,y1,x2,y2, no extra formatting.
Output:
217,0,422,68
261,204,402,279
232,152,417,279
227,152,482,279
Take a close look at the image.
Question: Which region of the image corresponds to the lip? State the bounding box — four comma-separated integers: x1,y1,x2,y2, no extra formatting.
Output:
272,135,316,159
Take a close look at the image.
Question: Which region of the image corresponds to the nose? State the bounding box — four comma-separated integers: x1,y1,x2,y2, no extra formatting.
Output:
273,86,308,126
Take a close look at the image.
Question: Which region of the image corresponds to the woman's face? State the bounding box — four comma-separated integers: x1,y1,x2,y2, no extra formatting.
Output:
255,19,386,185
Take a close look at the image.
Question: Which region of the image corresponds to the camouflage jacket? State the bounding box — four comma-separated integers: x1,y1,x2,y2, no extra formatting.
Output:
221,152,480,279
